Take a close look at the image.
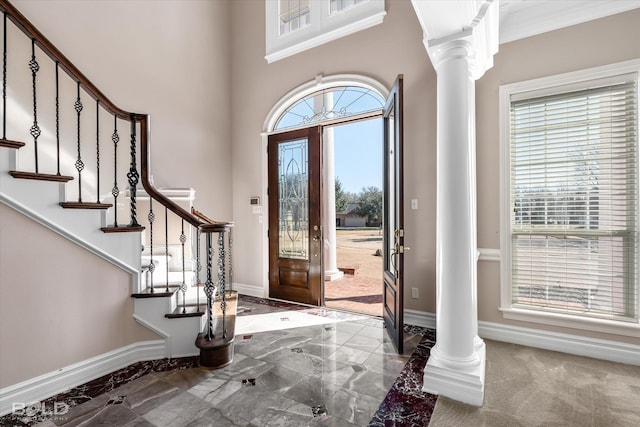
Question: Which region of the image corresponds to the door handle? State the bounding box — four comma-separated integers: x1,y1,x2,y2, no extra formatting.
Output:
313,235,320,242
394,243,410,254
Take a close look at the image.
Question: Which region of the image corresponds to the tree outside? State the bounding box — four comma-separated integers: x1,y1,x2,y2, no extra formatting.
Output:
355,186,382,226
335,177,349,214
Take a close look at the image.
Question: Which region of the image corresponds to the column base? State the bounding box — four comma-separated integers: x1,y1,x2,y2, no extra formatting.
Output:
422,340,486,406
324,269,344,281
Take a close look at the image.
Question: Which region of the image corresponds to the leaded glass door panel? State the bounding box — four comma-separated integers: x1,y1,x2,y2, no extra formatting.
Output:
268,127,322,305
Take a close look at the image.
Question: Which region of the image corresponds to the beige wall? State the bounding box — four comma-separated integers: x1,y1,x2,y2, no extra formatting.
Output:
230,0,438,312
0,205,159,387
476,9,640,345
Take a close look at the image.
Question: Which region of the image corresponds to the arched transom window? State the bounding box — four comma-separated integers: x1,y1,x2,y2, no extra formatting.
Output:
274,84,385,131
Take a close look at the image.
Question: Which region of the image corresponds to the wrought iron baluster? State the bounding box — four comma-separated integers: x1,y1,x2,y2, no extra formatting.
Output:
2,13,6,140
196,228,201,311
29,39,40,172
95,100,100,202
127,116,140,227
1,12,22,149
111,115,119,226
218,232,227,338
228,228,233,292
147,198,155,293
180,219,187,313
204,232,215,340
165,206,169,292
74,82,84,201
55,62,60,175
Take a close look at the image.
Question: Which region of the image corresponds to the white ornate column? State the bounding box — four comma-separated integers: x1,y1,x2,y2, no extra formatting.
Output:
421,34,485,406
412,0,498,407
316,92,343,281
323,123,343,280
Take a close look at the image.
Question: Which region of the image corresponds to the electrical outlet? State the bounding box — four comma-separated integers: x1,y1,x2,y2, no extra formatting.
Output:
411,199,418,210
411,288,419,299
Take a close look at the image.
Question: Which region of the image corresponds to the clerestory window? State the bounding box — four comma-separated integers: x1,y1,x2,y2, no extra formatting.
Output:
499,60,640,334
266,0,385,63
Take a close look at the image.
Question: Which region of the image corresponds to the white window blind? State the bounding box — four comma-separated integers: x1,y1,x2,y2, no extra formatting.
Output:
509,76,639,322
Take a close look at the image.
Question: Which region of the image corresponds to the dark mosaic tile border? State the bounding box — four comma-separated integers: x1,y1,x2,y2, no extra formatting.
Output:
0,357,198,426
0,296,438,426
368,326,438,427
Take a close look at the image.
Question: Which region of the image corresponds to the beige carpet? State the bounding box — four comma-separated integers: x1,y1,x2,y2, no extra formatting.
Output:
429,339,640,427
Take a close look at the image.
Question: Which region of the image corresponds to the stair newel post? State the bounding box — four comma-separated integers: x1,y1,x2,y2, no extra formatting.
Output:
127,115,140,227
111,115,119,227
204,230,215,340
180,219,187,314
73,81,84,201
28,38,40,172
147,197,155,293
165,206,169,292
217,231,227,338
196,228,201,311
95,99,101,203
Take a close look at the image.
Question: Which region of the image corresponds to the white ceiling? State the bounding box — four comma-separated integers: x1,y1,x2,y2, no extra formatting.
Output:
499,0,640,44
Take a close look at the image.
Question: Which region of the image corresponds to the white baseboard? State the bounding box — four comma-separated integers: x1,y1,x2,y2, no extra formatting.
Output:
479,320,640,366
404,309,436,329
402,309,639,366
478,248,501,262
233,282,266,298
0,340,165,417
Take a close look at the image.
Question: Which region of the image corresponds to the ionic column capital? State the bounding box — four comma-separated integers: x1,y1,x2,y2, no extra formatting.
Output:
419,0,499,80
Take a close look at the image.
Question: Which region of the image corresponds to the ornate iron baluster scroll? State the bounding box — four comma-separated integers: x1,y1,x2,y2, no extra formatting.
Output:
127,115,140,227
218,232,227,338
180,219,187,313
196,229,201,311
111,115,119,226
29,38,40,172
2,13,6,141
147,198,155,293
165,206,170,292
228,228,233,292
95,100,100,202
204,232,215,340
55,62,60,175
74,81,84,201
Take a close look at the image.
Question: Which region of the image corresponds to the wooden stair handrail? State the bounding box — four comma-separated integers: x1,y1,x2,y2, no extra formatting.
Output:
1,0,205,228
191,207,233,227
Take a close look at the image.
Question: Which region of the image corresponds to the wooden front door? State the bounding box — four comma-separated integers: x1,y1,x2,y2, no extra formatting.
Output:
382,75,405,353
268,127,323,305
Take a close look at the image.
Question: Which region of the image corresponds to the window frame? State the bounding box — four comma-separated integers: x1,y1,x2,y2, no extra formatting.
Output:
499,59,640,336
265,0,386,63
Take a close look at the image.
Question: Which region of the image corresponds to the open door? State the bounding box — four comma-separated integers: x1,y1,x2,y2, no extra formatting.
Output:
268,127,323,305
382,75,404,353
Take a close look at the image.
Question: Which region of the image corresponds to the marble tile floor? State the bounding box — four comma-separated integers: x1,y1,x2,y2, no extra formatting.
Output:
2,296,437,427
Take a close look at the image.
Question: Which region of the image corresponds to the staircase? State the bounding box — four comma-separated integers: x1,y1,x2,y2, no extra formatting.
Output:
0,0,235,399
